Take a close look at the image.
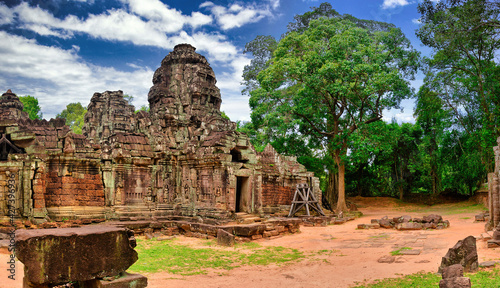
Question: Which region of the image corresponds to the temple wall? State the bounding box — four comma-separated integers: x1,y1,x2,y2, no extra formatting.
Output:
45,160,105,207
0,44,322,222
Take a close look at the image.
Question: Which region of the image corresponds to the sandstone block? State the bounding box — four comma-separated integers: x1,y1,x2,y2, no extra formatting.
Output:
377,255,395,263
396,222,422,230
438,235,478,274
423,214,443,223
442,264,463,279
439,277,471,288
217,229,234,247
16,226,138,286
378,218,393,228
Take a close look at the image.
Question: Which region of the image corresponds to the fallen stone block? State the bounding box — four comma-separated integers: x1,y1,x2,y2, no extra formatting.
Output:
479,261,497,268
475,214,485,222
16,226,138,286
378,219,393,228
332,218,347,225
439,277,471,288
423,222,437,229
217,229,235,247
442,264,463,279
377,255,395,263
396,222,422,230
439,235,478,274
423,214,443,223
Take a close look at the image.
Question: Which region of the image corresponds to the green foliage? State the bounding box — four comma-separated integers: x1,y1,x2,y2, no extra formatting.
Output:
19,95,42,120
417,0,500,173
220,111,230,120
353,268,500,288
251,15,419,211
56,102,87,134
129,238,304,275
123,94,134,105
135,105,149,113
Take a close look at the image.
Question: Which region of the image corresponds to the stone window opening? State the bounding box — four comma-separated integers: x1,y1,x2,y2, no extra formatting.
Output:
0,134,24,161
230,148,248,163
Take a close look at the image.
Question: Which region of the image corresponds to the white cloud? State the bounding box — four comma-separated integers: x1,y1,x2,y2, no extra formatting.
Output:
201,1,275,30
0,1,265,121
382,0,412,9
412,18,421,24
0,31,153,119
0,3,14,25
269,0,280,10
120,0,212,31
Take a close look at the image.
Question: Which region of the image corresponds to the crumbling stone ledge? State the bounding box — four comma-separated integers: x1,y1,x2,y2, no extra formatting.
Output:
6,214,358,245
110,218,302,242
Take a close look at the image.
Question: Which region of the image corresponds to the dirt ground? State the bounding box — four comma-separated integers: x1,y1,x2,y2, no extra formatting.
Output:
1,197,498,288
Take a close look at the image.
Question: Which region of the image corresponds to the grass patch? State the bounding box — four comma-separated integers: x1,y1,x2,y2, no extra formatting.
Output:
129,238,304,275
406,202,486,215
390,247,412,256
352,268,500,288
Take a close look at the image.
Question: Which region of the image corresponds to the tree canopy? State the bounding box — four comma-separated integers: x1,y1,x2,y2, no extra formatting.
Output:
56,103,87,134
19,95,42,120
417,0,500,172
251,16,419,211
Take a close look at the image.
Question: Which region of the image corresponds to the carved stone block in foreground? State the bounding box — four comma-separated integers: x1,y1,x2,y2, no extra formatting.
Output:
438,235,478,274
16,226,138,286
217,228,235,247
439,264,471,288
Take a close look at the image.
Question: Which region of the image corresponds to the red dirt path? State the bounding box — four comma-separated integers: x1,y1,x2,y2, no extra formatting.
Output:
2,197,498,288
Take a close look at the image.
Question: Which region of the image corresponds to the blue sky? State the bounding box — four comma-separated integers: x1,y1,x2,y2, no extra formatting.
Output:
0,0,429,122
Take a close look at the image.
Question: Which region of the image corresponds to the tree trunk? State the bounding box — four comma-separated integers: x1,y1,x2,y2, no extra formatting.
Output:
336,162,348,212
324,171,338,210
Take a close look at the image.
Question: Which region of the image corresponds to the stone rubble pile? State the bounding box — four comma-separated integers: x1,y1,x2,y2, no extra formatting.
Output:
357,214,450,230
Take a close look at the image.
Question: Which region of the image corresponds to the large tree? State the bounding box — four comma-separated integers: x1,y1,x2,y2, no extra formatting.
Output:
417,0,500,172
57,103,87,134
252,17,419,212
19,95,42,120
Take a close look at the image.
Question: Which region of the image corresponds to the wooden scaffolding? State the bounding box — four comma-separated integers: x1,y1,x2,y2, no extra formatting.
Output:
288,183,325,217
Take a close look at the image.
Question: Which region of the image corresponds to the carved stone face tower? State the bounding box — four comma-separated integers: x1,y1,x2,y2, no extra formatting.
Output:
148,44,222,129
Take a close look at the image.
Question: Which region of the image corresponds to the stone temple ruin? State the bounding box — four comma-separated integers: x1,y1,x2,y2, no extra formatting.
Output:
0,44,320,223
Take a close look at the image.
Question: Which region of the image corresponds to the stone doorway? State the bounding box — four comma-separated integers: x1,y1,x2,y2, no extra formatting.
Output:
236,176,251,213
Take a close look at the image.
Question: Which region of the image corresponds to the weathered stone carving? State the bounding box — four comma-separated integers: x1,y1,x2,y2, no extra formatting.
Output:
0,43,320,222
16,226,142,287
438,235,478,274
